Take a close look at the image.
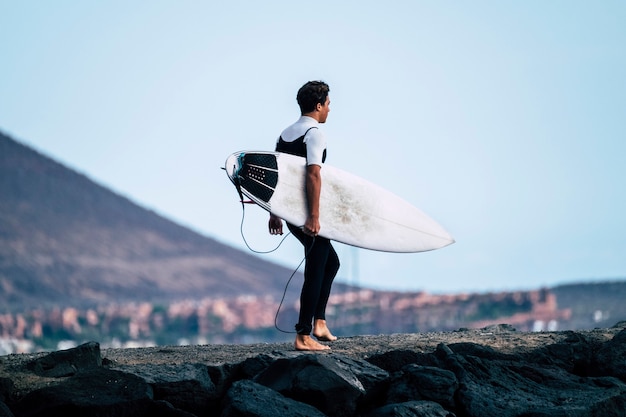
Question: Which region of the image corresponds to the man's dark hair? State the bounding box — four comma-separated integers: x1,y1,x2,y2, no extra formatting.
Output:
297,81,330,114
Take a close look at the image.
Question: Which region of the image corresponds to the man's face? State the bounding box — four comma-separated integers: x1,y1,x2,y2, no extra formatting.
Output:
318,96,331,123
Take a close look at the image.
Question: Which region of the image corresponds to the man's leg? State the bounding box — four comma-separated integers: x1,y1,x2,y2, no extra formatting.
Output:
287,224,332,350
313,244,339,341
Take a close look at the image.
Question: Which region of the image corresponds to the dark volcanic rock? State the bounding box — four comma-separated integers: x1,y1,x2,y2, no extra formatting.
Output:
0,378,13,403
116,363,218,416
3,329,626,417
386,365,458,409
0,401,14,417
366,400,454,417
522,331,601,376
434,342,626,417
592,328,626,382
12,367,153,417
254,353,389,417
221,379,326,417
26,341,101,378
0,378,14,417
367,350,427,373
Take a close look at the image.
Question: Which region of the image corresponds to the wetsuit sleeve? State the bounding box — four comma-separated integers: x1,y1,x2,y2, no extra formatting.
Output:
304,128,326,166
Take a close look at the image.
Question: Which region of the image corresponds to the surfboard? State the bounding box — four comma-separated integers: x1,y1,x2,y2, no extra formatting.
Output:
224,151,454,253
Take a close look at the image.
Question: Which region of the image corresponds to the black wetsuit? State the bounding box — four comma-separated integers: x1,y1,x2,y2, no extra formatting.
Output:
275,127,339,335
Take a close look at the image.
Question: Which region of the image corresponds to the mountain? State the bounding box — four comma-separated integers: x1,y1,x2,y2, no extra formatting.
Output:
0,130,317,310
3,130,625,354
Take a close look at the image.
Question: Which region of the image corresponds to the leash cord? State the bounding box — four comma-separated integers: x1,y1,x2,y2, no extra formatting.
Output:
272,237,314,335
238,204,291,254
237,202,313,334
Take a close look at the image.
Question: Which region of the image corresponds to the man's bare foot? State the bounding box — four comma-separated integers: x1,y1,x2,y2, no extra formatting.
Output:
295,334,331,351
313,319,338,342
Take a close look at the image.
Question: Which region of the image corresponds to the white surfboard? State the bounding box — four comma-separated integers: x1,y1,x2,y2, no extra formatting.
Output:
224,151,454,253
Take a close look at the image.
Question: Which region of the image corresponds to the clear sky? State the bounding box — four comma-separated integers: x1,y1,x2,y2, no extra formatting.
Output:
1,1,625,293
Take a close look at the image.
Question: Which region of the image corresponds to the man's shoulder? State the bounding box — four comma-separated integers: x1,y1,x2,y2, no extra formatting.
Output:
281,117,320,141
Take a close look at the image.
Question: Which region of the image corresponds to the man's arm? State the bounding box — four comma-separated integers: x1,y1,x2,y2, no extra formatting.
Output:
304,164,322,236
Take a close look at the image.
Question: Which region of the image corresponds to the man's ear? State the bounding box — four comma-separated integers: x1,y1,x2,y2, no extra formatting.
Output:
316,102,322,111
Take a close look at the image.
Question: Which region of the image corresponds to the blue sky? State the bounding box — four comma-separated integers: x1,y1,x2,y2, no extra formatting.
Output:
1,1,625,293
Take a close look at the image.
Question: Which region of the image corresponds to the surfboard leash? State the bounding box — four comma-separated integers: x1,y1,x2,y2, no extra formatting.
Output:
227,162,313,334
236,202,319,334
273,245,305,335
237,205,293,255
231,195,299,334
273,236,315,335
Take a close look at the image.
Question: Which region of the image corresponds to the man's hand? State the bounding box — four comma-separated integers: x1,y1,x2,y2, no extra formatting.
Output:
303,214,320,236
268,214,284,235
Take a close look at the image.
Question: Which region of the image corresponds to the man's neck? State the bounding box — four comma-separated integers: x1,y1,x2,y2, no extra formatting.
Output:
302,111,321,123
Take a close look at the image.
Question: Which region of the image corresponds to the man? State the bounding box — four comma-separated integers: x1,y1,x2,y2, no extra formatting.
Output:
268,81,340,351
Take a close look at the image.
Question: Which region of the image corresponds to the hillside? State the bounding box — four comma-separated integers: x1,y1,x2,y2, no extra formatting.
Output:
2,130,625,355
0,131,314,310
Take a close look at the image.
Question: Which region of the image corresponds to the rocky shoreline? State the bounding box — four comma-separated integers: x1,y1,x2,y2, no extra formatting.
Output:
1,324,626,416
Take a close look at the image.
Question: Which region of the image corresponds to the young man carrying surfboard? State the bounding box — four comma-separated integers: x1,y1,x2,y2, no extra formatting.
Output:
268,81,340,351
